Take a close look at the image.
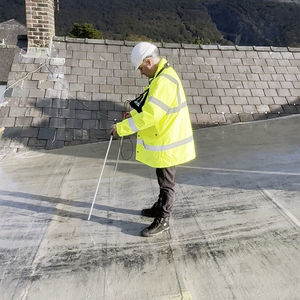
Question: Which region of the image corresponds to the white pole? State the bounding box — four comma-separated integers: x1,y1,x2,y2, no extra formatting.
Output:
88,134,113,220
113,136,123,177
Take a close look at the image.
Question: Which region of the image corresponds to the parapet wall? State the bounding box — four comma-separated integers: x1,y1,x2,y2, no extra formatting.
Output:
0,37,299,149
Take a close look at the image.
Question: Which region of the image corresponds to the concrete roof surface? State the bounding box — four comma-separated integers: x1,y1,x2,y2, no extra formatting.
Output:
0,115,300,299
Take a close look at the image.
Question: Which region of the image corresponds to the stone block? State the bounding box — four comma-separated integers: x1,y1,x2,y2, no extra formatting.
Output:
196,114,211,124
89,129,108,140
247,74,260,81
247,97,261,105
243,105,257,113
280,81,292,89
25,108,42,118
72,67,86,75
239,113,254,122
15,117,33,127
224,113,240,124
268,82,281,89
70,83,84,92
283,105,298,114
207,97,221,105
60,109,75,119
273,97,288,105
45,88,61,99
216,105,230,113
38,128,55,140
256,105,271,113
20,127,39,138
289,89,300,97
260,97,274,105
201,105,216,114
284,74,297,82
38,81,55,90
66,119,83,129
43,108,59,117
229,105,243,113
76,110,92,119
234,97,248,105
93,76,106,85
225,89,239,97
225,66,238,73
85,84,100,93
79,60,93,68
266,59,280,67
86,68,99,76
108,110,122,121
277,89,291,97
251,89,265,97
270,105,284,113
0,107,9,118
31,116,49,127
221,97,234,105
52,99,68,109
50,118,66,128
210,114,225,123
203,81,217,89
36,98,52,108
229,81,243,89
2,127,21,138
29,89,46,98
238,66,251,73
82,120,99,129
9,107,27,117
55,129,74,141
12,88,30,98
250,66,263,73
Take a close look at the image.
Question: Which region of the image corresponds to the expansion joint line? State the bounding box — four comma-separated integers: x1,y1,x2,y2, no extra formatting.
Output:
259,188,300,229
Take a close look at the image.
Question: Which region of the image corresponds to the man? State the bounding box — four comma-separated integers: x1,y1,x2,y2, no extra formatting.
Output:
111,42,196,237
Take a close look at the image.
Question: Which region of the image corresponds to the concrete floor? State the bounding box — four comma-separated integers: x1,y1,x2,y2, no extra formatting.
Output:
0,115,300,300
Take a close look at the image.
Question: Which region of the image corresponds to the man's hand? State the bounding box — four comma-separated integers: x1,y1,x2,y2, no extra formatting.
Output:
110,124,118,136
124,112,131,119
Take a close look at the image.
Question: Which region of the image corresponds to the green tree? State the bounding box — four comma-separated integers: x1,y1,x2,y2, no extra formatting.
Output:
68,23,102,39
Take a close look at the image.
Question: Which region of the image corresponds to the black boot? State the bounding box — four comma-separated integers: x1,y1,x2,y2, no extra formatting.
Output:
141,217,169,237
141,201,161,218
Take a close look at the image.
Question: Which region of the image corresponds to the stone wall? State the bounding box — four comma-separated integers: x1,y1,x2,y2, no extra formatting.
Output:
0,37,299,150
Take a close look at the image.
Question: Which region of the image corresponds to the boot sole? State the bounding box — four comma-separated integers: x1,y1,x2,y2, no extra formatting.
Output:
141,226,170,237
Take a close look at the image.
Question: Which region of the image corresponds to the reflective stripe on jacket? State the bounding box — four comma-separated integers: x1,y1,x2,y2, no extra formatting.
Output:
116,58,196,168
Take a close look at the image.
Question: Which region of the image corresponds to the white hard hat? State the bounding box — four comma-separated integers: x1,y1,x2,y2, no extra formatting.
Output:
131,42,158,70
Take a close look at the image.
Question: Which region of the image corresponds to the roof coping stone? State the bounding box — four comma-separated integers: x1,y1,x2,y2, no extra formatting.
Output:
236,46,254,51
182,43,200,49
65,37,85,43
162,42,182,48
85,38,105,44
271,46,289,52
124,40,136,46
104,39,124,45
54,36,65,41
288,47,300,52
253,46,271,51
200,45,219,50
153,42,163,48
218,45,236,50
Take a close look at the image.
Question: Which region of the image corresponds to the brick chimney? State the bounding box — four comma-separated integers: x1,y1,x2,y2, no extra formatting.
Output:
25,0,55,55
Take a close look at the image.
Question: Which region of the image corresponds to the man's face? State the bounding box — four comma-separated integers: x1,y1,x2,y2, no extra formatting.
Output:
138,58,155,78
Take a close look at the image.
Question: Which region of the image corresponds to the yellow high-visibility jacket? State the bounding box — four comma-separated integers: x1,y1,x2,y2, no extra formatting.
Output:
116,58,196,168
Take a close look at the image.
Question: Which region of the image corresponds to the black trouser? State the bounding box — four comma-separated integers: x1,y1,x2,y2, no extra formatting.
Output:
156,167,176,218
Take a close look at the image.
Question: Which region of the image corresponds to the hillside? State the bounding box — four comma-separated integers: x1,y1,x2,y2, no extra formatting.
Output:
0,0,299,46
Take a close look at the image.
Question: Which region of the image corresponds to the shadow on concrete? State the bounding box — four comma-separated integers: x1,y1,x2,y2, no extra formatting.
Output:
0,190,146,237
